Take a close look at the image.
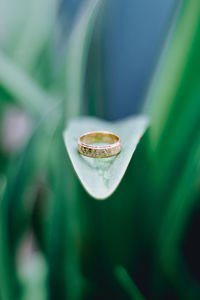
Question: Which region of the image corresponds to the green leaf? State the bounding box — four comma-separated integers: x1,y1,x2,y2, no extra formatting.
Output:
62,0,102,120
115,266,146,300
143,0,200,295
157,132,200,296
63,115,148,200
149,0,200,146
46,137,84,299
0,50,53,117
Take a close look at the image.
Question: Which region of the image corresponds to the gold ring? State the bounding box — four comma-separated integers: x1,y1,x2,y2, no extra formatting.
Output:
78,131,121,158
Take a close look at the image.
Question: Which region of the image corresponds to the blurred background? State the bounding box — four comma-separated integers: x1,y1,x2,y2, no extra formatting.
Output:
62,0,177,119
0,0,200,299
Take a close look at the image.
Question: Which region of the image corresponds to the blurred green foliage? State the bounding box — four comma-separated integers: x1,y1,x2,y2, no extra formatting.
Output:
0,0,200,299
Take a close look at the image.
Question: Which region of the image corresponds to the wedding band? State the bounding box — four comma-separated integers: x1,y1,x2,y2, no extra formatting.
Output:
78,131,121,158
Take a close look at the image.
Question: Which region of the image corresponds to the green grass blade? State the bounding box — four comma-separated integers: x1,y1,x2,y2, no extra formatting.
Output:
115,266,146,300
0,51,53,117
149,0,200,186
158,132,200,291
149,0,200,147
46,136,84,299
143,1,200,295
62,0,102,120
